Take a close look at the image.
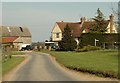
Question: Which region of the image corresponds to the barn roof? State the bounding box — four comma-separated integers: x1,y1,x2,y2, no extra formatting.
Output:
0,26,31,37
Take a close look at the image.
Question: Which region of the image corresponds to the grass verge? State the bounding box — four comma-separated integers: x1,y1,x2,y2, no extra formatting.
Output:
2,57,25,75
40,50,118,78
0,62,2,79
11,51,25,55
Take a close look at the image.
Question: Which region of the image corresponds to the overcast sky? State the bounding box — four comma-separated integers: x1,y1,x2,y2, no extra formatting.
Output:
1,2,118,42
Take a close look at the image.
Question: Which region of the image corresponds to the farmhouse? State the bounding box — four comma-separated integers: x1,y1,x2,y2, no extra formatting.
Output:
0,26,32,50
51,14,117,46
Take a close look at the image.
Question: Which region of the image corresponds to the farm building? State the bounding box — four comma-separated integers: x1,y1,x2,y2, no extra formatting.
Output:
0,26,32,50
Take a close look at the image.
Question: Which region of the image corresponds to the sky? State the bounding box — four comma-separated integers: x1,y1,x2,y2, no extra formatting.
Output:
1,2,118,42
1,0,119,2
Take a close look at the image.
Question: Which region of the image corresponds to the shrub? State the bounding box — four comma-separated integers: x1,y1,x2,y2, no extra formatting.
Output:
76,45,101,52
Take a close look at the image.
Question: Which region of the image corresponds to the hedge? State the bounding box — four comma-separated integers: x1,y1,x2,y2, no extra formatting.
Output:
79,33,119,49
76,45,102,52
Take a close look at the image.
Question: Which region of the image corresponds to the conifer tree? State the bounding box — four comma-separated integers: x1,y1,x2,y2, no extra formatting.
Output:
59,24,77,51
90,8,107,33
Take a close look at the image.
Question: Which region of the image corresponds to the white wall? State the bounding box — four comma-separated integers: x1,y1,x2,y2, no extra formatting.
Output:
52,23,62,41
13,37,32,50
106,22,117,33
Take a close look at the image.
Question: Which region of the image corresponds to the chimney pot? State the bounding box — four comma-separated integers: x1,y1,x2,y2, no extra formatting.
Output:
109,14,114,33
80,17,86,23
109,14,114,20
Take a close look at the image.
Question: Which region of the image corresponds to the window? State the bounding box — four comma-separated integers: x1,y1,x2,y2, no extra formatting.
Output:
56,33,59,38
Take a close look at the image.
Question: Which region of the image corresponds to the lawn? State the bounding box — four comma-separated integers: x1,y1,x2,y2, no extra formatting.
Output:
41,50,118,78
2,57,25,75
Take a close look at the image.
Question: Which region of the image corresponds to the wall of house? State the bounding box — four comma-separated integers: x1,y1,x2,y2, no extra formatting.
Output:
14,37,32,44
106,22,117,33
82,30,86,33
13,37,32,50
13,42,23,50
21,37,32,44
52,23,62,41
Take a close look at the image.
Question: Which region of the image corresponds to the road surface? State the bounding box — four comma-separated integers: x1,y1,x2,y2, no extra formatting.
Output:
4,52,80,81
3,52,117,81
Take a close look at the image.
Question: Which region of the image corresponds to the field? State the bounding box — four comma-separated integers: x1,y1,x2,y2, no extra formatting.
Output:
41,50,118,78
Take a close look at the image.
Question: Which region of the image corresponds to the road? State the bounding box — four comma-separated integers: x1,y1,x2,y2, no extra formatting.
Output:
4,52,80,81
3,52,117,81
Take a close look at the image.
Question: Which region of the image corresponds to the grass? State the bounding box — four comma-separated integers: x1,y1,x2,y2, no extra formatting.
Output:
2,51,25,75
0,50,1,79
10,51,25,55
40,50,118,78
2,57,25,75
0,62,2,78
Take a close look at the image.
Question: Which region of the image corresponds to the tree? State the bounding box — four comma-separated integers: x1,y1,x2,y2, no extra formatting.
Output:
37,42,41,51
90,8,107,33
59,24,77,51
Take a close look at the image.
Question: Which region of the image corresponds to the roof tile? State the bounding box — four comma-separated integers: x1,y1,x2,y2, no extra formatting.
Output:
2,37,18,43
56,20,110,37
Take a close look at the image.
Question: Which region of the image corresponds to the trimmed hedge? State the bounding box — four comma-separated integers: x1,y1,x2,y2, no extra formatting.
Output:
76,45,102,52
66,66,118,78
79,33,119,49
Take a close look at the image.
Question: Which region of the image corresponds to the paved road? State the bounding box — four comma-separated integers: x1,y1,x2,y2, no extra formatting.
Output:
7,52,80,81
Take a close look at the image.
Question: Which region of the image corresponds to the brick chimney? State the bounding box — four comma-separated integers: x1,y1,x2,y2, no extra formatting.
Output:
80,17,86,27
109,14,114,33
80,17,86,23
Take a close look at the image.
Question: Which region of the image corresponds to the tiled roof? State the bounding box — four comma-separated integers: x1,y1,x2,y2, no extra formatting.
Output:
56,20,110,37
2,37,18,43
82,20,110,33
56,22,82,37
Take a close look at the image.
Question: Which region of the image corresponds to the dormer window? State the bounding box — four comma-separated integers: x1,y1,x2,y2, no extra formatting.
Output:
19,27,23,32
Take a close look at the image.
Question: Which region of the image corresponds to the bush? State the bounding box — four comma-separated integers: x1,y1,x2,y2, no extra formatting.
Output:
76,45,101,52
